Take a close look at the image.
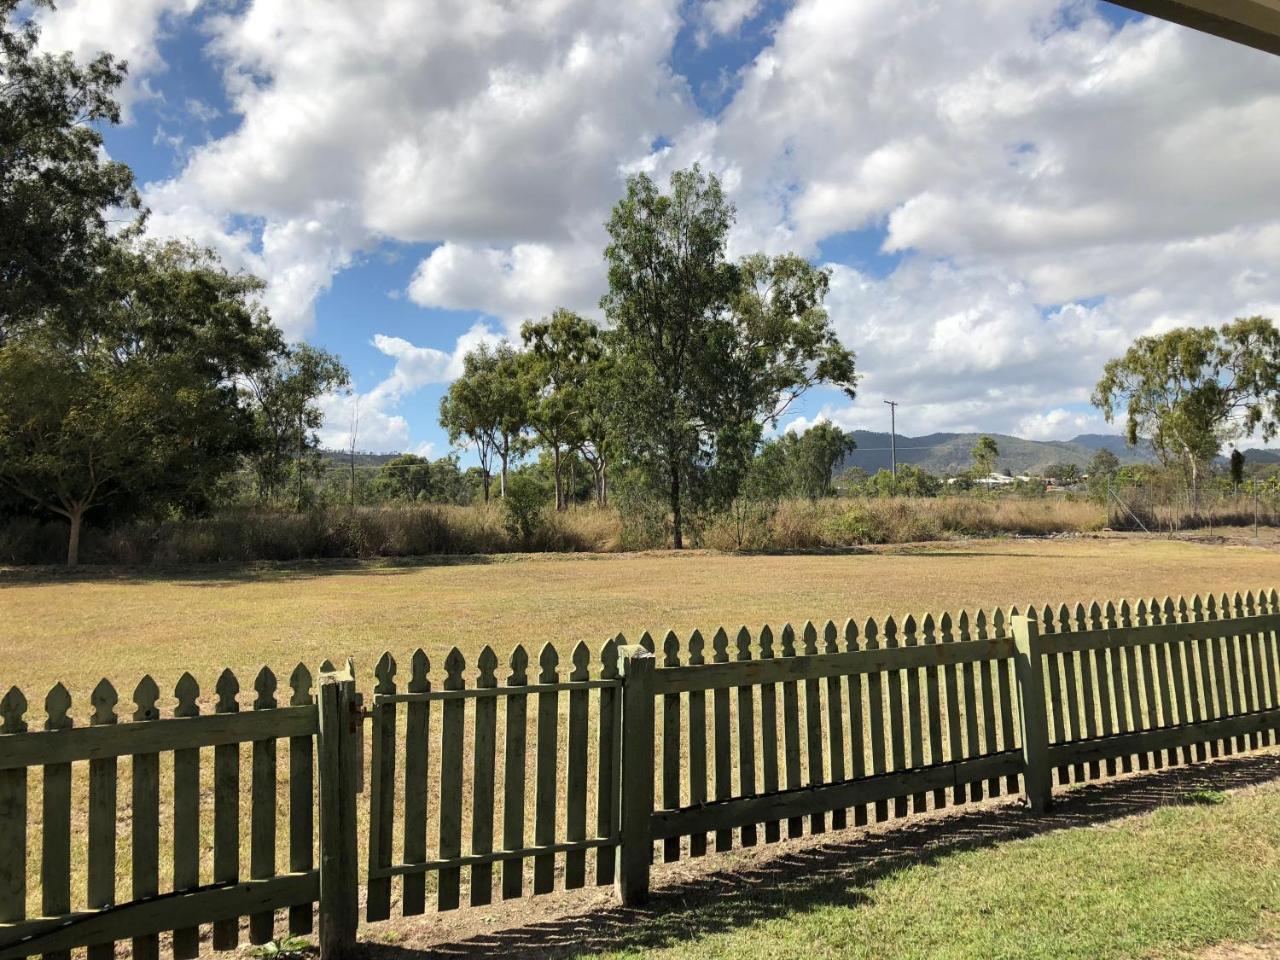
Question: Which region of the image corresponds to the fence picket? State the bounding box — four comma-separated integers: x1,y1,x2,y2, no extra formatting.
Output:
883,617,909,818
919,616,944,808
501,647,528,901
533,644,560,895
1120,601,1147,770
661,632,681,863
0,688,28,929
212,671,240,951
963,612,985,800
1057,605,1085,783
596,638,620,886
941,615,964,804
564,643,590,890
41,684,72,960
902,616,926,814
400,652,430,914
865,618,889,822
1207,595,1233,756
249,669,279,943
472,647,500,903
438,649,466,911
1262,590,1280,746
801,622,826,834
737,628,759,845
759,627,781,843
366,655,396,922
1223,593,1247,752
1240,593,1262,751
1164,597,1192,763
781,625,805,836
132,677,162,960
977,613,1001,796
822,622,847,829
287,664,315,934
687,630,708,856
712,628,734,850
1144,598,1169,768
1083,603,1113,777
993,609,1019,795
172,675,201,958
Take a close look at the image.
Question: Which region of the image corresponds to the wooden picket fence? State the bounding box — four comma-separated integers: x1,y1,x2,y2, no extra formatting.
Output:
1,589,1278,960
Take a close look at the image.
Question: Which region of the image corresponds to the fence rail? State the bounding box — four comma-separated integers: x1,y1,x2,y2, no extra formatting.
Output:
0,587,1277,959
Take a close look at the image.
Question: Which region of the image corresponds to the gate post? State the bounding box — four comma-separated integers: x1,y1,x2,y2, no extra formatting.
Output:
615,644,655,907
1011,616,1053,813
317,659,360,959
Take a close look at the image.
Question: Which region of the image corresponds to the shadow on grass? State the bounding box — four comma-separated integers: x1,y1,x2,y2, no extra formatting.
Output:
0,553,504,588
361,751,1280,960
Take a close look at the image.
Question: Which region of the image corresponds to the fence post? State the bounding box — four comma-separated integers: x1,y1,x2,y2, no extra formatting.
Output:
317,660,360,960
615,644,655,907
1012,615,1053,813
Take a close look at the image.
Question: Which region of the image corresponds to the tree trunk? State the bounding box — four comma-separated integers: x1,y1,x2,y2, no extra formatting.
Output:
500,454,508,499
553,445,564,512
66,505,85,568
600,460,608,507
481,471,491,503
670,468,682,550
1188,456,1200,515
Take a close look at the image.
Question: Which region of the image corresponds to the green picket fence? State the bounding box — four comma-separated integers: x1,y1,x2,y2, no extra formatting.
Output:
1,589,1278,960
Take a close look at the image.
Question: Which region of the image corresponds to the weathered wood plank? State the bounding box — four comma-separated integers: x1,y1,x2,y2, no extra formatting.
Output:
823,622,847,829
400,652,430,916
171,675,202,958
902,617,926,814
564,643,590,890
286,665,314,936
737,628,760,845
978,615,1002,796
687,631,708,855
650,636,1014,695
712,629,735,850
316,660,359,960
758,627,781,843
993,610,1020,795
1083,603,1115,777
1121,602,1149,771
616,646,655,907
437,649,466,911
865,619,889,822
595,639,620,886
212,671,240,951
1038,612,1280,656
884,618,909,818
1050,706,1280,768
961,612,984,801
472,647,501,904
845,621,868,827
0,689,28,931
41,685,72,960
1057,607,1085,784
501,647,528,901
86,682,118,960
941,615,964,805
366,655,397,922
1163,597,1192,764
131,678,162,960
650,752,1023,842
1042,609,1069,787
1012,615,1052,812
781,626,805,836
533,644,560,895
661,632,681,864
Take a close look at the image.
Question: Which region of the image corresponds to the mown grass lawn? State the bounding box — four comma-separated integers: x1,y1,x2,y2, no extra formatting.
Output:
592,784,1280,960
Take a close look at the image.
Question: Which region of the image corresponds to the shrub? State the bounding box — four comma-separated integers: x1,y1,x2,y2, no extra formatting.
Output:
501,475,547,546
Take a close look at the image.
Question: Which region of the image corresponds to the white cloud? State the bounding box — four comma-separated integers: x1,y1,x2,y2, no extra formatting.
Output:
35,0,203,111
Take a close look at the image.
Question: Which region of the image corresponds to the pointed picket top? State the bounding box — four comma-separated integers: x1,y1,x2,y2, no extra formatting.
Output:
175,673,200,718
215,670,239,714
133,675,161,722
1206,594,1218,619
902,614,918,645
1087,600,1101,630
823,620,839,654
922,614,937,644
1192,594,1205,621
289,663,313,706
90,679,118,725
638,631,655,654
45,683,72,732
1071,602,1085,631
662,630,680,668
445,647,468,690
1233,591,1245,617
688,629,705,665
1034,605,1049,633
1163,596,1176,621
883,615,898,647
537,643,558,683
599,637,619,680
713,626,730,663
1103,600,1117,628
843,618,859,649
508,645,529,685
780,623,797,657
1119,599,1132,628
253,667,277,710
569,641,590,681
948,611,963,642
1052,604,1068,634
759,624,775,658
940,612,954,642
863,617,879,648
401,650,427,695
1177,595,1190,622
1269,588,1278,611
319,658,337,674
991,607,1004,637
971,609,984,640
801,621,818,655
1148,597,1162,624
0,687,28,734
373,652,397,695
477,645,500,687
739,626,755,660
1135,598,1148,625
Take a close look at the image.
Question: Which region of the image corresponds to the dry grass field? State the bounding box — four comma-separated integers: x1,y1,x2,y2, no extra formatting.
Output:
3,533,1278,700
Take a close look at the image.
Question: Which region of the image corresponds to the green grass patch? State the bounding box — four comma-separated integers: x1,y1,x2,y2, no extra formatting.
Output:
1176,789,1228,806
596,786,1280,960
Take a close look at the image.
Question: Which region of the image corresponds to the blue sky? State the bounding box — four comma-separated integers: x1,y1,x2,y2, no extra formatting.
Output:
33,0,1280,461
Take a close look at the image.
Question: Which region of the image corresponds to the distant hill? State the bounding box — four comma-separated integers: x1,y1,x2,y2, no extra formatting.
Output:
839,431,1157,476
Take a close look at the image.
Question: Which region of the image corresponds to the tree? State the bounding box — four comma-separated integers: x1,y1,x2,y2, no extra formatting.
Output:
1092,318,1280,509
575,343,621,507
0,241,285,565
1,0,141,344
243,343,349,506
1086,448,1121,498
748,423,856,500
971,435,999,480
1042,462,1081,484
601,166,739,547
1230,448,1246,493
372,454,433,502
710,253,857,498
520,309,600,511
439,343,506,502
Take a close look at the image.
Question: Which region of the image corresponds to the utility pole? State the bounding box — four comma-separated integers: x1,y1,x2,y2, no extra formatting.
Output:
883,399,898,492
